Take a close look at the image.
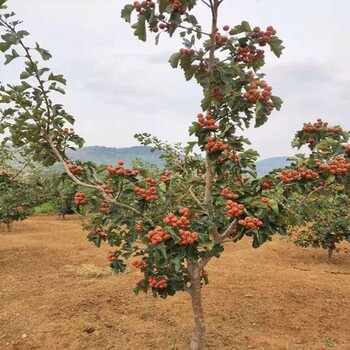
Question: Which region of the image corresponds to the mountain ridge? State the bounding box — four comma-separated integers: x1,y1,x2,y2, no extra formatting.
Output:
68,145,291,175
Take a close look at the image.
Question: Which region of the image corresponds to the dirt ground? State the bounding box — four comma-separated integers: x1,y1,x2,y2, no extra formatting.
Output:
0,215,349,350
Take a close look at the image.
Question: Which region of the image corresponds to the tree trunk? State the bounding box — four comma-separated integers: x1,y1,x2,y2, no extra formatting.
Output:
327,246,334,263
6,222,11,232
189,264,206,350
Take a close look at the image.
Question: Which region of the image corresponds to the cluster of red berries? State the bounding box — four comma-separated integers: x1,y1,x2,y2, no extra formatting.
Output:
280,167,318,183
205,137,229,153
132,260,147,270
244,81,274,107
252,26,277,46
261,179,273,190
215,32,229,45
134,186,157,201
280,170,299,183
170,0,182,12
145,177,156,186
226,200,245,217
99,201,108,213
66,161,84,175
107,252,116,262
161,171,172,183
179,47,195,55
74,192,87,205
297,167,319,179
316,157,350,175
106,161,140,177
91,227,106,237
237,47,264,63
133,0,155,12
164,208,191,228
221,187,240,200
302,119,328,132
178,230,199,245
147,226,171,245
211,86,224,101
302,119,343,135
148,276,167,289
197,113,219,131
134,179,157,201
238,216,263,230
99,184,113,194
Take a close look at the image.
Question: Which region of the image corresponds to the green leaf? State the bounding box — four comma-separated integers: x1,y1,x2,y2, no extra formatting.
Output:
270,95,283,111
184,64,198,81
0,41,11,52
168,52,181,68
241,21,252,32
159,0,169,13
132,16,146,42
121,4,134,23
111,258,127,274
48,83,65,94
325,174,335,185
180,54,192,70
48,73,67,85
268,36,285,58
156,242,167,259
201,91,211,111
1,33,17,44
0,0,8,9
38,67,50,76
229,21,252,35
4,48,19,65
159,182,167,193
35,43,52,61
20,71,30,79
170,252,185,272
268,199,279,214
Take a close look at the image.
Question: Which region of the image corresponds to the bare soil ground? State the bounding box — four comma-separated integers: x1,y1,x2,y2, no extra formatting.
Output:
0,215,349,350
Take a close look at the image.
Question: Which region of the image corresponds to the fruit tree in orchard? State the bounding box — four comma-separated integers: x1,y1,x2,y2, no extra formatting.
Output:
1,0,349,349
283,119,350,262
0,147,32,231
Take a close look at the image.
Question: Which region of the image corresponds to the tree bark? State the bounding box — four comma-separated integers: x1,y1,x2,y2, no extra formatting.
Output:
327,246,334,263
189,263,206,350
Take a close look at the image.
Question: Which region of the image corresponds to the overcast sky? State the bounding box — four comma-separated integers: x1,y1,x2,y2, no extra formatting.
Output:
1,0,350,159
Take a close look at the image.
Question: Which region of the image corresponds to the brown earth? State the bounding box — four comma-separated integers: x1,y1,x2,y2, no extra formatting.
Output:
0,215,349,350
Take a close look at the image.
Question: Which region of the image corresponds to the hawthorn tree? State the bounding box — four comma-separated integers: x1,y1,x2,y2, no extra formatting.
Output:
0,145,34,231
1,0,349,349
282,119,350,261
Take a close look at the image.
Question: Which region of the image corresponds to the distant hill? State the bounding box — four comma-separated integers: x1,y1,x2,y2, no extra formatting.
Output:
67,146,163,167
67,146,291,175
4,144,292,175
256,157,292,175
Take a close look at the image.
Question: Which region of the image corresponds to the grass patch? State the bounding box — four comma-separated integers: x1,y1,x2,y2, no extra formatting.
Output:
33,202,56,214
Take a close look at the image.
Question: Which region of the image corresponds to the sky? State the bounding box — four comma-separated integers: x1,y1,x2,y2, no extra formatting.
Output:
1,0,350,159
